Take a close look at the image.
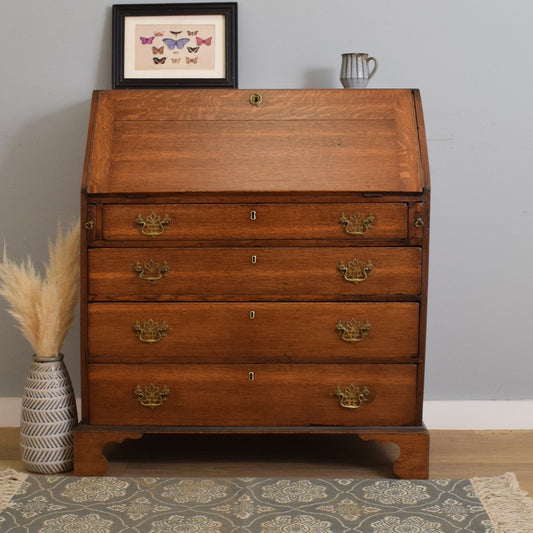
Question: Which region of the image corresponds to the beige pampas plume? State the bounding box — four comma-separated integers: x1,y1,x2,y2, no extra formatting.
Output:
0,220,80,358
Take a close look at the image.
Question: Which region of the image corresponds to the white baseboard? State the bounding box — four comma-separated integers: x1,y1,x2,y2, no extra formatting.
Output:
1,398,532,429
422,400,533,430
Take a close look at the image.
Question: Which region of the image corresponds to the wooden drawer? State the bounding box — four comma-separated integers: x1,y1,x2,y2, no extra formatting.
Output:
88,247,422,301
88,302,419,362
100,203,408,241
88,364,417,426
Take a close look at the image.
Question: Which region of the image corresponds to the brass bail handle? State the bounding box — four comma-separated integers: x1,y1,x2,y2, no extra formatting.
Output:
335,318,371,343
136,212,171,237
134,259,169,284
133,319,169,344
334,384,369,409
134,383,169,409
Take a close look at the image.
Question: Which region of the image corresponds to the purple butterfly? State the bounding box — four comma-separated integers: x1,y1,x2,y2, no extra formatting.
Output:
140,36,154,45
162,37,189,50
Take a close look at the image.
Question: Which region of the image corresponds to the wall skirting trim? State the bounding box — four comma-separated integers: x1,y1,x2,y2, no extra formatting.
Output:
422,400,533,430
0,398,532,429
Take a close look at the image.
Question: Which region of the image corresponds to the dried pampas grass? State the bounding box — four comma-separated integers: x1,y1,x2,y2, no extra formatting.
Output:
0,221,80,358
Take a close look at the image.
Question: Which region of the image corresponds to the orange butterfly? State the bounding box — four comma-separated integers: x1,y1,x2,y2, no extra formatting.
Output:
171,58,181,63
186,57,198,64
152,46,164,54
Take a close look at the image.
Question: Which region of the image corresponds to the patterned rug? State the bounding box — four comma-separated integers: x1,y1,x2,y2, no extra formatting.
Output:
1,470,532,532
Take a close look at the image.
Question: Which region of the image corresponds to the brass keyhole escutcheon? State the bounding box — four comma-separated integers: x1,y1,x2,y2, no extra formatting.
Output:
249,92,263,106
249,372,255,382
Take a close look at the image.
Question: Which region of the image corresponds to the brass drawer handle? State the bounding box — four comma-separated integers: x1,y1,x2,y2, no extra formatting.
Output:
338,257,373,284
133,319,169,344
136,212,171,236
134,259,169,284
334,384,369,409
335,318,371,343
134,383,169,409
339,211,375,235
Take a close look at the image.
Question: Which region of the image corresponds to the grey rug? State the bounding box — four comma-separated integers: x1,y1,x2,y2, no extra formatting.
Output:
1,469,532,532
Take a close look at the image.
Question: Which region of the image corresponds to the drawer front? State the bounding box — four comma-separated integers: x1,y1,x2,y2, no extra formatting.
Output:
88,247,422,300
88,302,419,362
100,203,408,241
88,364,417,426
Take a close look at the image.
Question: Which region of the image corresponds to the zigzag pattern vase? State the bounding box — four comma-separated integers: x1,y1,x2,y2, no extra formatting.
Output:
19,354,78,473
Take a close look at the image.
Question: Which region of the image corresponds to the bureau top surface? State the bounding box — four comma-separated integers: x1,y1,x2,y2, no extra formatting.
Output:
82,89,428,195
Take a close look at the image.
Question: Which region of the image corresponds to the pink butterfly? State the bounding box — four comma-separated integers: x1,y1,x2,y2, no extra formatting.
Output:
140,36,155,44
196,36,212,46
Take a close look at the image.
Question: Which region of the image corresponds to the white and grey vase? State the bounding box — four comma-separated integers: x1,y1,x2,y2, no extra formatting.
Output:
19,354,78,474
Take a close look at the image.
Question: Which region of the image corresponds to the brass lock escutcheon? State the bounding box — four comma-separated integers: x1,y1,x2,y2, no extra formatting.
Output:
136,212,171,237
338,257,373,284
134,383,169,409
249,92,263,106
335,318,371,343
334,384,369,409
134,259,169,284
339,211,375,235
133,319,169,344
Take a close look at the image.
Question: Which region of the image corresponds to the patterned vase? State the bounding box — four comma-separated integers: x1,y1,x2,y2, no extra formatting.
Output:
19,354,78,474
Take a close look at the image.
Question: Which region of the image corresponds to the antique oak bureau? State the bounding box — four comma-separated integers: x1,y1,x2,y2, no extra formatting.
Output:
75,89,430,477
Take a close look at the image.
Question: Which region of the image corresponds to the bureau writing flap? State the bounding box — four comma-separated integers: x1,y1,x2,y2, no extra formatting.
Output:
83,89,426,195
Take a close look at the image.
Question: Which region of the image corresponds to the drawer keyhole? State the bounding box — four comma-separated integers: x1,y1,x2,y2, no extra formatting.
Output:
249,372,255,381
250,310,255,319
249,93,263,106
250,210,257,221
251,255,257,264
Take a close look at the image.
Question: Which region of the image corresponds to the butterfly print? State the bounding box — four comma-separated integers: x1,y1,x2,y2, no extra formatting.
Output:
154,32,163,36
196,36,212,46
162,37,190,50
186,56,198,64
171,57,181,63
170,30,182,35
140,36,155,44
188,30,198,36
187,46,199,53
153,57,166,64
152,46,164,54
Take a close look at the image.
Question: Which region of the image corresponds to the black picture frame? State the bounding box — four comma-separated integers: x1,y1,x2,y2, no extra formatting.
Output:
112,3,238,88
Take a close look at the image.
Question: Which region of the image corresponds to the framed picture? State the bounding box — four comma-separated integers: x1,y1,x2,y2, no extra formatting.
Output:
112,3,237,88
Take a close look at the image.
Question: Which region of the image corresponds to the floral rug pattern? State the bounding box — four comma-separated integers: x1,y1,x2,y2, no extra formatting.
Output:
1,471,532,532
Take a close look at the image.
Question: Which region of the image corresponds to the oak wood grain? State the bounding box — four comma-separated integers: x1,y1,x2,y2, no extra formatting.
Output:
88,246,422,300
87,364,417,427
100,203,408,241
87,302,419,362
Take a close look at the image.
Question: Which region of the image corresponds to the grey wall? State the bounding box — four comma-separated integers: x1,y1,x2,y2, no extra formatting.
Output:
1,0,532,400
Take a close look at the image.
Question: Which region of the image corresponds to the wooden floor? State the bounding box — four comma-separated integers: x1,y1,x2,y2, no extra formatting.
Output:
1,428,532,495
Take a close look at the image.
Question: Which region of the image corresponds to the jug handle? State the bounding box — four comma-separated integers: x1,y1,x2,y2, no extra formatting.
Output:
367,57,378,79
